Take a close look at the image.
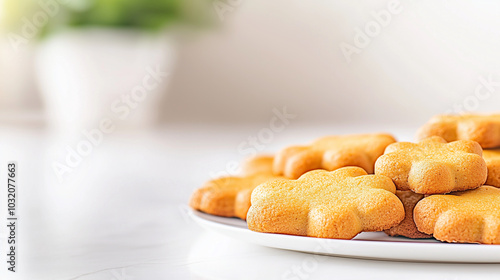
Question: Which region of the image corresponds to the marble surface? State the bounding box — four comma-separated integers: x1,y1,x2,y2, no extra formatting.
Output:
0,122,499,280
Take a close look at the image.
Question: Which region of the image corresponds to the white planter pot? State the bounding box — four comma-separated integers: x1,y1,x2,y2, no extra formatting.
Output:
0,39,40,114
35,28,176,134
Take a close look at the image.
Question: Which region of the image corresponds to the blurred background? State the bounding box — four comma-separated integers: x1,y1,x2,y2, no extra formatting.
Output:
2,0,500,128
2,0,500,279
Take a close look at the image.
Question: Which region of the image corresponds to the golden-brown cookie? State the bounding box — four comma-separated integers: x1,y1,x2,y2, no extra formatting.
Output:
241,155,274,175
190,155,280,220
247,167,404,239
375,136,487,194
483,149,500,188
384,191,432,239
273,133,396,179
414,186,500,244
417,114,500,148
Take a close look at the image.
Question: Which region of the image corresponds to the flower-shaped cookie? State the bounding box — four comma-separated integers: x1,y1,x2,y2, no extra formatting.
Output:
483,149,500,188
375,136,487,194
414,186,500,244
247,167,404,239
190,155,280,220
384,190,432,239
241,155,274,175
273,133,396,179
417,114,500,148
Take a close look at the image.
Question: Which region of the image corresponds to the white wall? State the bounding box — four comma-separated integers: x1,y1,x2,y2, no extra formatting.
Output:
2,0,500,126
163,0,500,125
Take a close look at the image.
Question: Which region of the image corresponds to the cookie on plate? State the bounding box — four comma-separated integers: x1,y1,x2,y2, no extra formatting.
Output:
375,136,487,194
273,133,396,179
247,167,404,239
190,155,280,220
384,191,432,239
417,114,500,148
241,155,274,175
482,149,500,188
414,186,500,244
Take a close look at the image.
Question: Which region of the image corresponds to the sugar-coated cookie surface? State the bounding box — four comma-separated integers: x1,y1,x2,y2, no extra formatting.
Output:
247,167,404,239
483,149,500,188
273,133,396,179
417,114,500,148
190,155,280,220
375,136,487,194
414,186,500,244
384,191,432,239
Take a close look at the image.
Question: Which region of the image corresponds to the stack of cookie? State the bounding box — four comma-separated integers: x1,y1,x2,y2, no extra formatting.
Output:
190,114,500,244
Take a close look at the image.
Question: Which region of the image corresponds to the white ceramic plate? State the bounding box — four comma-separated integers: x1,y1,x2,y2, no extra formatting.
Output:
189,209,500,263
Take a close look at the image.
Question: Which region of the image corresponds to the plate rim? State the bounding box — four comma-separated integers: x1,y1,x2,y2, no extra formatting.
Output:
189,208,500,263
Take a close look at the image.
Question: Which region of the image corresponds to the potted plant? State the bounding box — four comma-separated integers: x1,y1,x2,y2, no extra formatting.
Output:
31,0,212,133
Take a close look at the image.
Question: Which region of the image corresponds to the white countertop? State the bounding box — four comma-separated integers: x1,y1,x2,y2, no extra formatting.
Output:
0,122,499,280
